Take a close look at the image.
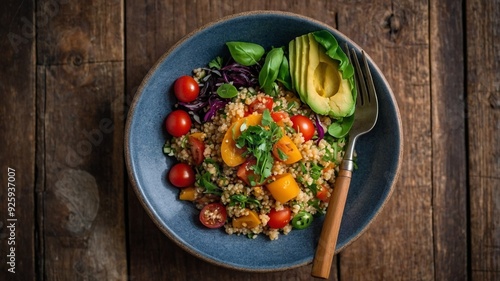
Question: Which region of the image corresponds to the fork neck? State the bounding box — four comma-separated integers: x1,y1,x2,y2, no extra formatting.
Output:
340,136,357,171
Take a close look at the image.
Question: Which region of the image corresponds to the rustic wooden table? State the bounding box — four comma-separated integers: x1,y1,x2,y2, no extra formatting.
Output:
1,0,498,280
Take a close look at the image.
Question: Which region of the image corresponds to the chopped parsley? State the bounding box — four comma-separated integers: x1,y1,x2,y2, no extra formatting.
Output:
235,109,282,184
229,194,261,208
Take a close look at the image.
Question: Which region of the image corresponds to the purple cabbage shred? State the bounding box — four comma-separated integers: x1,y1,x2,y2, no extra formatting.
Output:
314,114,325,145
178,59,260,123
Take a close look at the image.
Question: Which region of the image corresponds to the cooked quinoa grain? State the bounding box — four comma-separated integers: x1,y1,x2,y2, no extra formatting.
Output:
166,77,347,240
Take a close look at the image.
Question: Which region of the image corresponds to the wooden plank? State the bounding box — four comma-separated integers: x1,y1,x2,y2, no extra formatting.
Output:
429,0,468,279
36,0,123,65
467,1,500,279
0,0,36,280
125,1,344,280
41,61,127,280
36,0,127,279
336,0,436,280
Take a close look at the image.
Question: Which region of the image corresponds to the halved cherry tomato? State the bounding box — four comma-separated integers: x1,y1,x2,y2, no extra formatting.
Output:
165,110,191,137
267,207,291,229
168,163,195,188
316,184,330,202
290,114,315,141
237,159,258,186
248,96,273,114
173,75,199,103
199,203,227,228
188,135,205,165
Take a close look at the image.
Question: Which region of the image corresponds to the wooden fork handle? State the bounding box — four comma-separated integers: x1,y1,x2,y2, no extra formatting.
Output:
311,168,352,279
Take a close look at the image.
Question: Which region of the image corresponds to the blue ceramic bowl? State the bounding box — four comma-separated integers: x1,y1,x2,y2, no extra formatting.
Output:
125,11,402,272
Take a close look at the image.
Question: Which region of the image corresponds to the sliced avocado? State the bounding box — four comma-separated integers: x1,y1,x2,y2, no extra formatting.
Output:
289,33,354,118
297,35,309,103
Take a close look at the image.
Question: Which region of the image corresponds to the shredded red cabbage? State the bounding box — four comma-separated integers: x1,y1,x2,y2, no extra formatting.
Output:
314,114,325,144
178,60,260,123
203,96,228,122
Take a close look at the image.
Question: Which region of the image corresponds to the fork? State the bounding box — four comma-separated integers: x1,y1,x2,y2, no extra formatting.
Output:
311,47,379,279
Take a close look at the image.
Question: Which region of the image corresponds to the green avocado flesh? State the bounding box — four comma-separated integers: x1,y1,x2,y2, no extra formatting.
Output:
288,33,354,118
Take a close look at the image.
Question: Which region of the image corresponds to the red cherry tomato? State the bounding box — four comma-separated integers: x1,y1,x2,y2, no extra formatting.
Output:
188,136,205,165
248,96,273,114
168,163,195,188
174,75,200,103
165,110,191,137
237,159,258,186
271,111,288,122
316,184,330,202
267,207,291,229
199,203,227,228
290,114,315,141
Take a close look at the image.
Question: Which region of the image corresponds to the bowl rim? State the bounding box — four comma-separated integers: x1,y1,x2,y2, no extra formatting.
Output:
124,10,403,272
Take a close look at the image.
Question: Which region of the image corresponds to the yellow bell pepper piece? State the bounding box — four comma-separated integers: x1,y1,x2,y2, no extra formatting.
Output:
179,187,197,201
232,209,261,228
221,114,262,167
266,173,300,203
190,132,205,141
272,135,302,164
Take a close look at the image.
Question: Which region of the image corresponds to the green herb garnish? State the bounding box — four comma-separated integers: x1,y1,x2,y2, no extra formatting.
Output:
229,194,261,208
198,172,222,195
217,83,239,98
235,109,282,183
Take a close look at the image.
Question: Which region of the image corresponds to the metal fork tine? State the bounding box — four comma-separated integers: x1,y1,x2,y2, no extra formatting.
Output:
361,51,377,106
350,48,368,106
345,44,360,106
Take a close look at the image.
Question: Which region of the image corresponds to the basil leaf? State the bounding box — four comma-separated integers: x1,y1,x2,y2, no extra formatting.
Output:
226,42,265,66
327,114,354,138
259,47,284,95
217,83,238,98
276,55,292,90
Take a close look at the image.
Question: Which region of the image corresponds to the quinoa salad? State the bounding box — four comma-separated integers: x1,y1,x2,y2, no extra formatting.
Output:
162,31,356,240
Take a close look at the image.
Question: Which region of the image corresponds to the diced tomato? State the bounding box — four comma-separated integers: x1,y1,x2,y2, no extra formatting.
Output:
271,111,288,126
188,135,205,165
316,184,330,202
237,159,259,186
248,96,273,114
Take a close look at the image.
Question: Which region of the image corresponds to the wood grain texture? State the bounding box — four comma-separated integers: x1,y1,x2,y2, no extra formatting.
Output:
35,0,127,280
36,0,123,65
40,62,127,280
336,1,434,280
430,0,467,280
0,0,36,280
467,0,500,279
